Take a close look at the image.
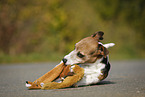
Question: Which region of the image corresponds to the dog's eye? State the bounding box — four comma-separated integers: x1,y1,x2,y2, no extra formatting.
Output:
77,52,85,58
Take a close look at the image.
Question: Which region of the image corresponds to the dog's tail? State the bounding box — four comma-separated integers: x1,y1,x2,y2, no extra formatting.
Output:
103,43,115,48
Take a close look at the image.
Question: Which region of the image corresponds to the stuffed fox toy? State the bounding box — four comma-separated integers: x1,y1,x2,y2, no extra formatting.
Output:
26,63,84,89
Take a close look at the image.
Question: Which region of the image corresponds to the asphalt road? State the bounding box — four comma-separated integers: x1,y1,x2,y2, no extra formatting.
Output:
0,60,145,97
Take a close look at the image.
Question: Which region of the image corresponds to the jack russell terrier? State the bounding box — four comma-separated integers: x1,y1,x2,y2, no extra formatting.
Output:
61,31,115,86
26,31,115,88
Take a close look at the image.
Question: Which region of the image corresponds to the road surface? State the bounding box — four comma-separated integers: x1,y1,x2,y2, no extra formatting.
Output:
0,60,145,97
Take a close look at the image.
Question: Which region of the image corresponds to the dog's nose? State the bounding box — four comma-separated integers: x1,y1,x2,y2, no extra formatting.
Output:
62,58,67,64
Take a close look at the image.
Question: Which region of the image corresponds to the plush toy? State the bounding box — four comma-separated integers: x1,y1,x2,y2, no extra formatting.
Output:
26,63,84,89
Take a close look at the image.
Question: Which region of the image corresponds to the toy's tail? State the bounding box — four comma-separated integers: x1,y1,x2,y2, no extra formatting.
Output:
26,62,65,89
35,62,65,83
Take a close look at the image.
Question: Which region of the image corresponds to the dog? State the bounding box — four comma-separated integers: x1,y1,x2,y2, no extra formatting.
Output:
61,31,115,86
25,31,115,88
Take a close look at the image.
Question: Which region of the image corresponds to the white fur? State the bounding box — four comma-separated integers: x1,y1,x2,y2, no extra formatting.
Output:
64,50,84,65
40,83,44,87
26,83,31,88
70,65,75,72
76,57,105,86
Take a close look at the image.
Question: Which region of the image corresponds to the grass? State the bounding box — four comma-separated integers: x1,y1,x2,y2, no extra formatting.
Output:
0,52,64,64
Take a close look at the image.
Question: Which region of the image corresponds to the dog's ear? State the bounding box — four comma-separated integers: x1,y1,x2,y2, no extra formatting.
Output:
92,31,104,41
97,44,109,58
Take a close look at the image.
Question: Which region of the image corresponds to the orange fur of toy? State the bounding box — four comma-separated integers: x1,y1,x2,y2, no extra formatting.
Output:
35,62,65,83
59,65,71,79
41,65,84,89
27,63,84,90
27,62,65,89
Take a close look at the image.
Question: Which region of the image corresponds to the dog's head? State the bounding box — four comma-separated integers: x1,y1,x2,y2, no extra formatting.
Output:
62,31,109,65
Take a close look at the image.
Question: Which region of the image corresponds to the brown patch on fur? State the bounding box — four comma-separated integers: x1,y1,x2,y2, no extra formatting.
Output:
92,31,104,41
96,44,109,58
75,37,99,63
76,31,104,56
98,72,108,81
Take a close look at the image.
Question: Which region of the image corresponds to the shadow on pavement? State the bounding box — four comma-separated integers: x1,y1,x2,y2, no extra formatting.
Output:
54,81,116,91
95,81,116,85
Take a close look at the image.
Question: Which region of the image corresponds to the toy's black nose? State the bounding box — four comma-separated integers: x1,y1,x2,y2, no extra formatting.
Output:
26,81,28,84
62,58,67,64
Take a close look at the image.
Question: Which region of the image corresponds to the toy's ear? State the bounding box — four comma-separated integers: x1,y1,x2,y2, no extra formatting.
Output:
92,31,104,41
97,44,109,58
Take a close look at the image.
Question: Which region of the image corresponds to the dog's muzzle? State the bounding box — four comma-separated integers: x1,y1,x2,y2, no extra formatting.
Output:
62,58,67,64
